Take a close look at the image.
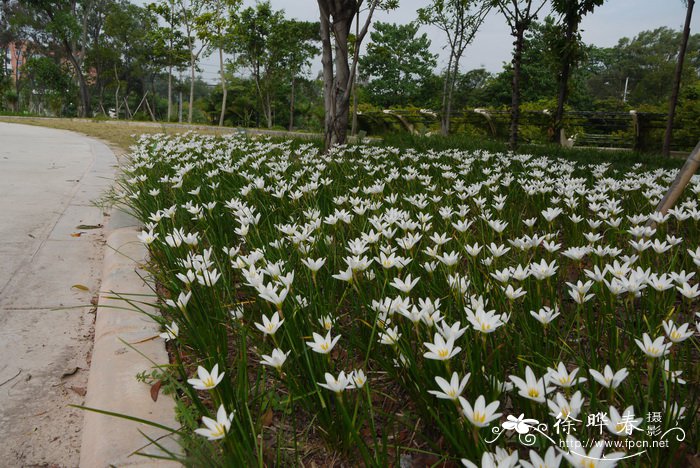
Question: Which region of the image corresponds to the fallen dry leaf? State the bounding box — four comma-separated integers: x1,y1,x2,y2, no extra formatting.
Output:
70,386,87,397
150,380,162,402
261,408,274,426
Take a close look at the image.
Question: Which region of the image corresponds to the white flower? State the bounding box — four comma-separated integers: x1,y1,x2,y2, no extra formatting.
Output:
561,246,589,261
318,370,354,393
378,326,401,345
194,404,234,440
561,435,624,467
164,291,192,312
634,333,671,358
530,305,560,325
546,362,586,388
677,282,700,299
606,406,643,436
529,259,558,280
318,315,335,330
352,369,368,388
589,365,628,389
254,311,284,336
260,348,290,370
502,284,526,300
663,359,686,384
256,282,289,308
662,320,694,343
159,321,179,341
423,332,461,360
547,391,584,419
462,449,519,468
188,364,225,390
301,257,326,272
519,447,562,468
137,229,158,245
509,366,553,403
464,242,482,257
459,395,502,428
306,330,341,354
390,274,420,293
332,267,354,282
428,372,470,400
566,280,594,304
196,268,221,286
466,307,506,334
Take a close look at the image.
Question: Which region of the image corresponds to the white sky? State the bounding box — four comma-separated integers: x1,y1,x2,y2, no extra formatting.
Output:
159,0,700,83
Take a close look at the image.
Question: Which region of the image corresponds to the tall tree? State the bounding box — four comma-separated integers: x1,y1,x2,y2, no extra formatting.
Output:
149,0,189,122
281,20,319,130
234,2,317,129
417,0,490,135
663,0,695,157
493,0,547,149
317,0,397,150
198,0,239,126
234,1,283,128
19,0,95,116
177,0,229,123
361,21,437,107
550,0,604,144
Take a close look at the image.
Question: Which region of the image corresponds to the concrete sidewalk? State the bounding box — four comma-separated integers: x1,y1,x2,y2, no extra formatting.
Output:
0,122,114,466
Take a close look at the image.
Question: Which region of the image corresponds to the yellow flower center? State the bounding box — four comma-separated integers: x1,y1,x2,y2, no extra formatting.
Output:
438,348,449,358
211,423,226,438
320,342,329,351
528,388,540,398
474,412,486,423
203,376,215,387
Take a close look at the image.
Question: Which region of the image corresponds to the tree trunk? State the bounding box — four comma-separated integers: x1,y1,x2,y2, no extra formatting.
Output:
114,65,120,118
188,52,195,123
288,76,295,131
178,89,183,123
219,48,227,127
351,12,360,136
64,40,91,117
440,53,454,136
509,27,525,150
167,64,173,122
330,16,352,147
318,0,376,151
319,3,335,150
445,54,460,136
663,0,694,157
265,92,273,128
554,18,577,145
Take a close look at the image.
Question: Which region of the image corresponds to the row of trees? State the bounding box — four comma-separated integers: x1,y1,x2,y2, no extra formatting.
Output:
318,0,695,153
0,0,319,126
1,0,697,154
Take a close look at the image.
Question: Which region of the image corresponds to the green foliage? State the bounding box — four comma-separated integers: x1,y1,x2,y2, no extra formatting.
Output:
360,21,437,108
232,1,319,128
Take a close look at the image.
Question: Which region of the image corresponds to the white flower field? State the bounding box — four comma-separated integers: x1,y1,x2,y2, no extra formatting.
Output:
119,133,698,466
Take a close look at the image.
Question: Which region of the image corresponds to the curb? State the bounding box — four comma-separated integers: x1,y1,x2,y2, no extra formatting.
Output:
80,209,180,467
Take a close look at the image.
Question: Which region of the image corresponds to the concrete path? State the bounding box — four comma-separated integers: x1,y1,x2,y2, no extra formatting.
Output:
0,122,115,466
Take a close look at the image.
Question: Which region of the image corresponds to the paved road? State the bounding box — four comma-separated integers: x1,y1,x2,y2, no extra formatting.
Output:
0,123,115,466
